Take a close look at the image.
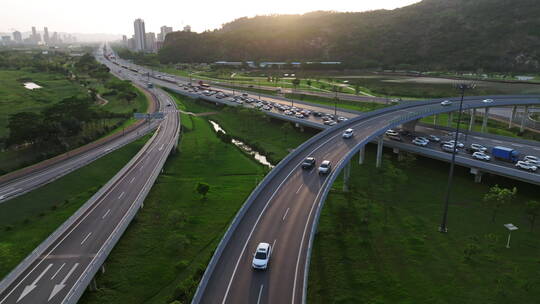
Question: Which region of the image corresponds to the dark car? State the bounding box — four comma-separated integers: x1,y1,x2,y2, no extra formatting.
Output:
301,157,316,169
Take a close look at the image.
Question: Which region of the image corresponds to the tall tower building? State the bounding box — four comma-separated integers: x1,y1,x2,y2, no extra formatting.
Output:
43,27,50,45
145,32,156,52
159,26,173,42
31,26,40,43
12,31,22,42
133,18,146,52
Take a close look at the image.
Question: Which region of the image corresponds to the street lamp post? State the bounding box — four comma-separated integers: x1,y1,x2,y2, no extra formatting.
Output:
504,223,518,248
439,83,475,233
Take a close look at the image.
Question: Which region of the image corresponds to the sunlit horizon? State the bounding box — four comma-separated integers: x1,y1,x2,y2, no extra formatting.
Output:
1,0,421,36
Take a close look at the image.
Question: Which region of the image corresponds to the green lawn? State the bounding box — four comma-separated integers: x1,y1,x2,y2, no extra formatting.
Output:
308,148,540,304
168,89,316,163
0,69,87,138
285,93,390,112
0,134,150,278
80,95,268,304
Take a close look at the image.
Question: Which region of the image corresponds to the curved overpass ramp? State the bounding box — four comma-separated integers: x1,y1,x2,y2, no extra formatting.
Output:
193,96,540,304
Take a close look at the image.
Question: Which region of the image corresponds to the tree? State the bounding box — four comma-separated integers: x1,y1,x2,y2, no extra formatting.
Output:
195,182,210,199
306,79,312,87
482,185,517,223
525,200,540,232
354,83,361,95
292,78,300,92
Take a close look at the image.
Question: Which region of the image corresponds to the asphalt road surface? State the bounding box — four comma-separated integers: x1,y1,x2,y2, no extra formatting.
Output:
0,49,180,304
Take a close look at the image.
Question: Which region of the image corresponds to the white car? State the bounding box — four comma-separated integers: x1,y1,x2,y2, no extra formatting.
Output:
470,143,487,152
412,138,428,146
515,161,538,172
337,116,348,122
385,129,399,137
416,137,430,143
342,128,354,139
318,160,332,175
441,100,452,106
524,155,539,164
295,113,304,118
252,243,272,270
442,143,458,153
482,99,494,103
472,152,491,161
445,140,464,148
429,135,440,142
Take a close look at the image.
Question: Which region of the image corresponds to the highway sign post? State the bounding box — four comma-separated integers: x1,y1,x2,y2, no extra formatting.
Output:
504,223,518,248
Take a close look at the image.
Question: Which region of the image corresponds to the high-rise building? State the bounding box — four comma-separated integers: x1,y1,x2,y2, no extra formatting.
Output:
43,27,50,44
145,32,156,52
128,37,135,50
12,31,22,42
159,25,173,42
31,26,41,43
183,25,191,32
122,35,128,47
133,18,146,52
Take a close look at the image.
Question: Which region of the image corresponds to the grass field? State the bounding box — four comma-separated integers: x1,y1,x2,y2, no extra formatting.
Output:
80,95,268,304
308,147,540,304
168,90,316,163
0,69,87,138
285,93,389,113
0,134,150,278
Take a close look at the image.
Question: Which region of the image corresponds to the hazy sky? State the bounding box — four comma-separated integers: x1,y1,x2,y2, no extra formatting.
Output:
1,0,420,35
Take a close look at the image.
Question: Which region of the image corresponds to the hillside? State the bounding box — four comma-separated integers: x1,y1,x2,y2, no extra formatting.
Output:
159,0,540,72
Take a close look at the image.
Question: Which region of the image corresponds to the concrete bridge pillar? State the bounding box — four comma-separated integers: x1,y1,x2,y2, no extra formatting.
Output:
470,168,483,183
358,146,365,165
401,119,419,133
509,106,517,128
393,147,403,161
101,264,106,274
468,108,476,132
481,107,490,133
376,136,383,168
342,161,351,192
520,105,529,133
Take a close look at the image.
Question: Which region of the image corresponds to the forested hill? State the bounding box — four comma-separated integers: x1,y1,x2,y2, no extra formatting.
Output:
159,0,540,72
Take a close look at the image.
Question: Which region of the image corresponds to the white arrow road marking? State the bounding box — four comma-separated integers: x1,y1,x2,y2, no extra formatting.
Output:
48,263,79,301
50,263,65,281
16,263,53,302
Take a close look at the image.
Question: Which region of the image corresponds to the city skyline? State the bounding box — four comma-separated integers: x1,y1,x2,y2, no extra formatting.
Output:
0,0,420,34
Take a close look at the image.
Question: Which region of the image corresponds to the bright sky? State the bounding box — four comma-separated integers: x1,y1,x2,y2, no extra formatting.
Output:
1,0,420,34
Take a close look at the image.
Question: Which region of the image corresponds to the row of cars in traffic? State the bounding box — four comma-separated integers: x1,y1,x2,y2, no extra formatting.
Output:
385,129,539,172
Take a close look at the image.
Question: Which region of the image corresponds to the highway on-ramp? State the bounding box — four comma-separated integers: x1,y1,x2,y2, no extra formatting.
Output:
194,96,540,304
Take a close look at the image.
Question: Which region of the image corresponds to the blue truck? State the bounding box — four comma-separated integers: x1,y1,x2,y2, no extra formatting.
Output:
491,146,519,162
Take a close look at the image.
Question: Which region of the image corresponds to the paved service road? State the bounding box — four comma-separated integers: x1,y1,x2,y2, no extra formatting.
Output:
0,47,180,304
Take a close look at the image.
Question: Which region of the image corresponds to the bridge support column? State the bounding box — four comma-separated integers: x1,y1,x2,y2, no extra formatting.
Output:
342,161,351,192
376,136,383,168
393,147,403,161
89,278,98,291
520,106,529,133
401,119,419,133
358,146,365,165
509,106,517,128
468,109,476,132
101,264,106,274
470,168,483,183
447,112,453,127
481,107,490,133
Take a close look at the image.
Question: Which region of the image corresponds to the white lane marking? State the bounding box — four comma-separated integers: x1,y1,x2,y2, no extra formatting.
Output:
0,188,22,201
282,208,290,221
48,263,79,301
16,263,53,302
492,140,503,143
221,111,395,304
130,177,136,184
158,144,164,151
511,143,524,147
0,187,14,196
102,209,111,219
272,239,277,252
534,147,540,151
80,232,92,246
50,263,65,281
295,184,303,194
118,192,125,200
257,284,264,304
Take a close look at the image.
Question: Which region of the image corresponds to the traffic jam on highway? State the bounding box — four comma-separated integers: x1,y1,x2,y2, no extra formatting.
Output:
110,60,540,178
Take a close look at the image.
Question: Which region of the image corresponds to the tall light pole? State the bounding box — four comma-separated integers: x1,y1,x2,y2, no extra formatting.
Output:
439,82,475,233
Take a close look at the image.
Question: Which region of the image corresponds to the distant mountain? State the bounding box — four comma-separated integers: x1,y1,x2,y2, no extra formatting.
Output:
160,0,540,72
